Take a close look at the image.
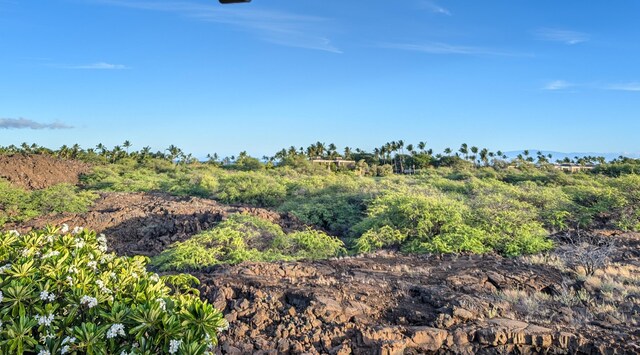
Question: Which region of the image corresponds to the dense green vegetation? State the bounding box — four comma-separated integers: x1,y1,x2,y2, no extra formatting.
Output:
0,181,97,227
3,141,640,262
151,214,346,271
0,227,226,355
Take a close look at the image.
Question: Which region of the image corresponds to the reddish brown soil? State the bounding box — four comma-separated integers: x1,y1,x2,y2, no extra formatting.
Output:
12,192,306,256
0,154,91,190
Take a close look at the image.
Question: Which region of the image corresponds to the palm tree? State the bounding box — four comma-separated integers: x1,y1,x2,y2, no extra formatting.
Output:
459,143,469,161
166,145,182,164
418,141,426,152
123,140,132,154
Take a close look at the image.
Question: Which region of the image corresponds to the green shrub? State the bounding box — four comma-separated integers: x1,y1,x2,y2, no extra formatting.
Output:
0,182,97,228
0,180,36,226
152,214,345,271
31,184,98,215
0,227,227,355
216,173,286,207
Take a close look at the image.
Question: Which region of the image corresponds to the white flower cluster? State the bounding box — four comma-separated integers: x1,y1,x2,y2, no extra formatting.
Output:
8,230,20,236
217,319,230,332
66,276,74,286
35,313,55,327
61,336,76,354
96,280,112,294
0,290,3,303
169,339,183,354
72,226,84,235
80,295,98,308
0,264,11,274
149,273,160,282
41,250,60,259
37,350,51,355
39,290,55,302
74,238,85,249
106,323,126,339
97,234,108,253
87,260,98,270
61,224,69,233
44,234,55,243
156,298,166,311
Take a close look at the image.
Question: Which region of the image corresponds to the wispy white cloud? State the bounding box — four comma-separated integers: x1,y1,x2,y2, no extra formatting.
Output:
378,42,524,56
533,28,589,45
69,62,129,70
89,0,341,53
605,82,640,92
543,80,574,91
541,80,640,92
418,1,451,16
0,118,73,130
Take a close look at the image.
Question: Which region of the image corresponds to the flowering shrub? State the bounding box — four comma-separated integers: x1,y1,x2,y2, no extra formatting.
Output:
0,227,227,355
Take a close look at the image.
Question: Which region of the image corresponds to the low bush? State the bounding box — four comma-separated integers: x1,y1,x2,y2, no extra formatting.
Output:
0,227,227,355
0,181,97,228
152,214,346,271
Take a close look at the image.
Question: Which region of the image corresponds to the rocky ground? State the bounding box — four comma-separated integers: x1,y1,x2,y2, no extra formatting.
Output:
0,154,91,190
197,237,639,355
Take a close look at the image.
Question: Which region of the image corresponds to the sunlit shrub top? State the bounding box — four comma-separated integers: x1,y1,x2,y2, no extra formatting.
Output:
152,214,346,271
0,227,227,355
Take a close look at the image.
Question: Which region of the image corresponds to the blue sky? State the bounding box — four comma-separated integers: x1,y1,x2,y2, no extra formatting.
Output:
1,0,639,158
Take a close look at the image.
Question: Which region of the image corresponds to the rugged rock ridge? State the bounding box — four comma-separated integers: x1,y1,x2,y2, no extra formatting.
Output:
196,251,638,354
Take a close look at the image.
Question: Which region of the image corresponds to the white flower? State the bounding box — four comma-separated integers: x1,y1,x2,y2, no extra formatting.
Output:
217,319,229,332
60,345,70,354
68,266,78,274
149,273,160,282
62,336,76,345
80,295,98,308
131,272,138,279
35,313,54,327
87,261,97,270
0,264,11,273
169,339,182,354
66,276,74,286
106,323,125,339
41,251,60,259
98,244,108,253
21,248,31,257
8,230,20,236
72,226,83,235
96,280,112,294
156,298,166,311
109,272,117,279
37,350,50,355
44,235,55,243
61,224,69,233
40,290,55,302
74,238,85,249
120,352,129,355
0,290,3,303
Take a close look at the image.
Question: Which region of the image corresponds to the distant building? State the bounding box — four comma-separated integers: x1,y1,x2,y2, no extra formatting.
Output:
311,158,356,169
553,164,596,173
